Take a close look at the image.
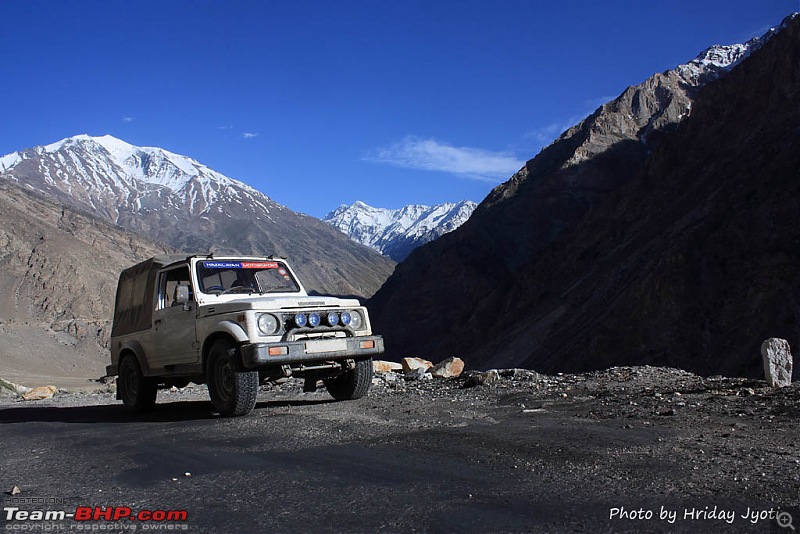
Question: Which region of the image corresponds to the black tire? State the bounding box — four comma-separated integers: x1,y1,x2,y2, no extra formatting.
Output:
324,358,373,401
206,339,258,417
118,356,157,413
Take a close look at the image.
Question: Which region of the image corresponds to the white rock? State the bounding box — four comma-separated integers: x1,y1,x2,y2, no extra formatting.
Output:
761,338,794,388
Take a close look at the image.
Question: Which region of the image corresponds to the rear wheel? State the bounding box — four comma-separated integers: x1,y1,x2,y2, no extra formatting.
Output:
206,339,258,416
324,358,373,401
118,356,157,413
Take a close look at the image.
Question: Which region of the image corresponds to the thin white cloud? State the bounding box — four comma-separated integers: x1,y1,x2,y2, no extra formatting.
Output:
584,95,616,109
218,125,234,130
525,94,615,149
364,136,524,182
243,132,259,139
122,116,134,123
527,121,573,145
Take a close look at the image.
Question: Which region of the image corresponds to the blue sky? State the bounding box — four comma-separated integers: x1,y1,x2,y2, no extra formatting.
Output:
0,1,793,218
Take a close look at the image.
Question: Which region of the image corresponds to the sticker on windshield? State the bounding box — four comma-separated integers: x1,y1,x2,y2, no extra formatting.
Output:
203,261,279,269
242,262,279,269
203,261,242,269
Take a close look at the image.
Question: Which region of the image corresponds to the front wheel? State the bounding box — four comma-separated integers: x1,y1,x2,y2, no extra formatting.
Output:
206,339,259,417
324,358,373,401
118,356,157,413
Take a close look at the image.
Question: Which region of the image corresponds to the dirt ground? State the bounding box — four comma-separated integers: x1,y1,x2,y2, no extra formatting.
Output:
0,322,107,390
1,366,798,533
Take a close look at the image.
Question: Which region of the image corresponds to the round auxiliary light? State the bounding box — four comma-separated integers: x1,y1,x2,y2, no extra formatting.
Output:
294,313,307,328
326,312,339,326
339,311,352,326
257,313,280,336
348,310,363,330
308,312,321,327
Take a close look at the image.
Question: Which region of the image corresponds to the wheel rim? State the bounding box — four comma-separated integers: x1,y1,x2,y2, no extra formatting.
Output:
214,356,234,403
123,363,139,400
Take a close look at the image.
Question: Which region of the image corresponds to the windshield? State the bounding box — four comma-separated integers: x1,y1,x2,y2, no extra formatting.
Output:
196,260,301,295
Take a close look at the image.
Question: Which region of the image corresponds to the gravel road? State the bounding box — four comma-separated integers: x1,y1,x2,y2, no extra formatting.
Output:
1,366,798,533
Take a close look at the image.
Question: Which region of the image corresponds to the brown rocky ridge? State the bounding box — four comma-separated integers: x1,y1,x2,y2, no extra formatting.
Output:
370,14,800,380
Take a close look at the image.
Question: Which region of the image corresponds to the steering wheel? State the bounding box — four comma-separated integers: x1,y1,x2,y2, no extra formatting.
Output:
204,285,225,293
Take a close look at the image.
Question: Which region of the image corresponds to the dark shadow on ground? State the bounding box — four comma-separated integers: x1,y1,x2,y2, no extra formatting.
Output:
0,398,333,424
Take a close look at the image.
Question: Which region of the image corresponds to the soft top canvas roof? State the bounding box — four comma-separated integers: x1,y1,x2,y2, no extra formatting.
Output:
110,255,192,338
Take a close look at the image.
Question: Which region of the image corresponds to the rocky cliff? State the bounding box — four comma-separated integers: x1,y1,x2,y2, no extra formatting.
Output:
0,181,173,381
370,15,799,378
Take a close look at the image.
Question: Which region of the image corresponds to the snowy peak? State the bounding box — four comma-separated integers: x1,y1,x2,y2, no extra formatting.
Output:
0,134,396,298
324,200,477,261
0,134,273,219
672,14,793,84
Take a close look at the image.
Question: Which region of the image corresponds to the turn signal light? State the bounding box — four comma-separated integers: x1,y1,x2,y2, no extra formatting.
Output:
359,340,375,350
268,346,288,356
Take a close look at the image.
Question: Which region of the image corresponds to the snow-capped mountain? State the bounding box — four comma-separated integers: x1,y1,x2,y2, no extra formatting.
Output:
0,134,274,222
0,135,395,297
324,200,477,261
674,16,790,84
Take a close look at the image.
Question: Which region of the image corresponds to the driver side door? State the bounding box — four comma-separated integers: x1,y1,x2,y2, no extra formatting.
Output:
149,265,199,367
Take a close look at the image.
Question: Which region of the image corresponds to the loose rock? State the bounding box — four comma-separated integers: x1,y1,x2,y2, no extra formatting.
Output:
22,385,58,401
404,367,428,381
430,357,465,378
463,370,500,388
401,357,433,373
761,338,794,388
0,378,30,396
373,360,403,374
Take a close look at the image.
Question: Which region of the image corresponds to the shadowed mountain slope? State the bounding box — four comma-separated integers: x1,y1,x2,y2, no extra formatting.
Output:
370,15,799,378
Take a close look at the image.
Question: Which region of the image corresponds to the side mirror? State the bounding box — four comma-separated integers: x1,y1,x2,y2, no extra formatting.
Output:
175,284,191,305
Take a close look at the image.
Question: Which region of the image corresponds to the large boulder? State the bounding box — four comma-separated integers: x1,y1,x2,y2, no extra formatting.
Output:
430,357,465,378
761,338,793,388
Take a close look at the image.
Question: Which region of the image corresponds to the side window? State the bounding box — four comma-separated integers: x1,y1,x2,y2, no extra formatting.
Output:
157,266,193,310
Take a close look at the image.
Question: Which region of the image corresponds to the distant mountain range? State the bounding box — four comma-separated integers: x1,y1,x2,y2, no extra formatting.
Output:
324,200,477,261
0,134,395,297
0,134,397,377
369,14,800,379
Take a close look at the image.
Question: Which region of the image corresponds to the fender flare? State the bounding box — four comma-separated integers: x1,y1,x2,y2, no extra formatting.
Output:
202,320,250,370
206,320,249,344
116,339,152,376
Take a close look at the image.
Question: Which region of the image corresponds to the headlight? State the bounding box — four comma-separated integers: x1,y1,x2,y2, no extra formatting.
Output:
325,312,339,326
257,313,280,335
308,312,320,327
348,310,364,330
339,311,352,326
294,313,307,327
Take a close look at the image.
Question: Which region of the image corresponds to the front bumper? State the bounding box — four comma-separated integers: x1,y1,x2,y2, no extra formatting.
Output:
239,335,384,368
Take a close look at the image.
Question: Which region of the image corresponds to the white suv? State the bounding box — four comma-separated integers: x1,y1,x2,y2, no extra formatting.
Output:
107,255,384,416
